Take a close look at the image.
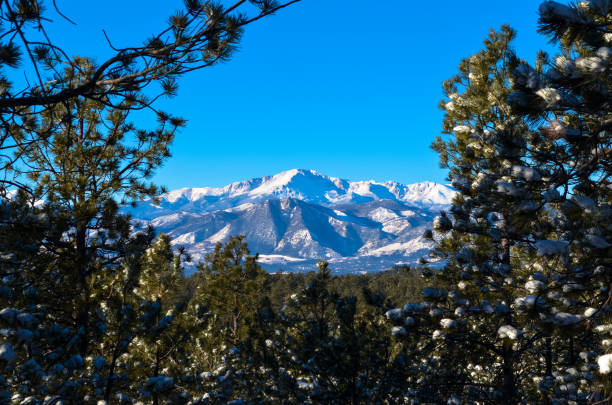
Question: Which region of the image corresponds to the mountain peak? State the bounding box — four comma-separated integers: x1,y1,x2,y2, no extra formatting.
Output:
248,169,344,199
129,169,454,219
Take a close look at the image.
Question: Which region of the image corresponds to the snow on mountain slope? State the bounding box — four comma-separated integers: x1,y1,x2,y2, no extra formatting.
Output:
128,169,453,220
127,170,454,274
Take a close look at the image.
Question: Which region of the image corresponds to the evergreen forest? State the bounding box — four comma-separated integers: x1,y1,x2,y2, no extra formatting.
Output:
0,0,610,404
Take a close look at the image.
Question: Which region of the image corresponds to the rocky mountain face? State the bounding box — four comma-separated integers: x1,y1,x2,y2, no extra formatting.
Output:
127,169,454,274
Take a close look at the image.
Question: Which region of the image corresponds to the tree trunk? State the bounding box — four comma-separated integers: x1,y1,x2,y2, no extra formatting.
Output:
545,337,552,377
502,346,516,404
153,348,160,405
104,342,121,403
500,224,516,403
75,222,90,356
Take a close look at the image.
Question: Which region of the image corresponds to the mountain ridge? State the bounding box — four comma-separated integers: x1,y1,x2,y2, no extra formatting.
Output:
127,169,454,274
132,169,453,219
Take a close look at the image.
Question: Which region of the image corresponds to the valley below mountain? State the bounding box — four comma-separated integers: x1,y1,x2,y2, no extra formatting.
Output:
127,169,454,274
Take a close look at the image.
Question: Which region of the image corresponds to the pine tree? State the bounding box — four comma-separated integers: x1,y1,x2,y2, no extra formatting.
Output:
238,261,408,404
524,1,612,399
194,235,268,347
126,234,195,404
174,236,269,403
387,1,611,401
0,63,184,401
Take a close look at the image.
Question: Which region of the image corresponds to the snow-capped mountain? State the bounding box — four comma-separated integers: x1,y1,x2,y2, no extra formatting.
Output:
127,169,455,274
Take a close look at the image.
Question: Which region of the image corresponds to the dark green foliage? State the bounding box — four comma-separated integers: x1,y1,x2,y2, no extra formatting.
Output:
266,265,427,314
224,261,410,404
1,1,609,403
388,2,612,403
171,257,428,404
192,235,269,345
0,63,187,401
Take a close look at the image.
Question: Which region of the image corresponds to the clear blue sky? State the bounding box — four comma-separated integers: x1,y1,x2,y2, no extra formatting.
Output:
40,0,552,189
